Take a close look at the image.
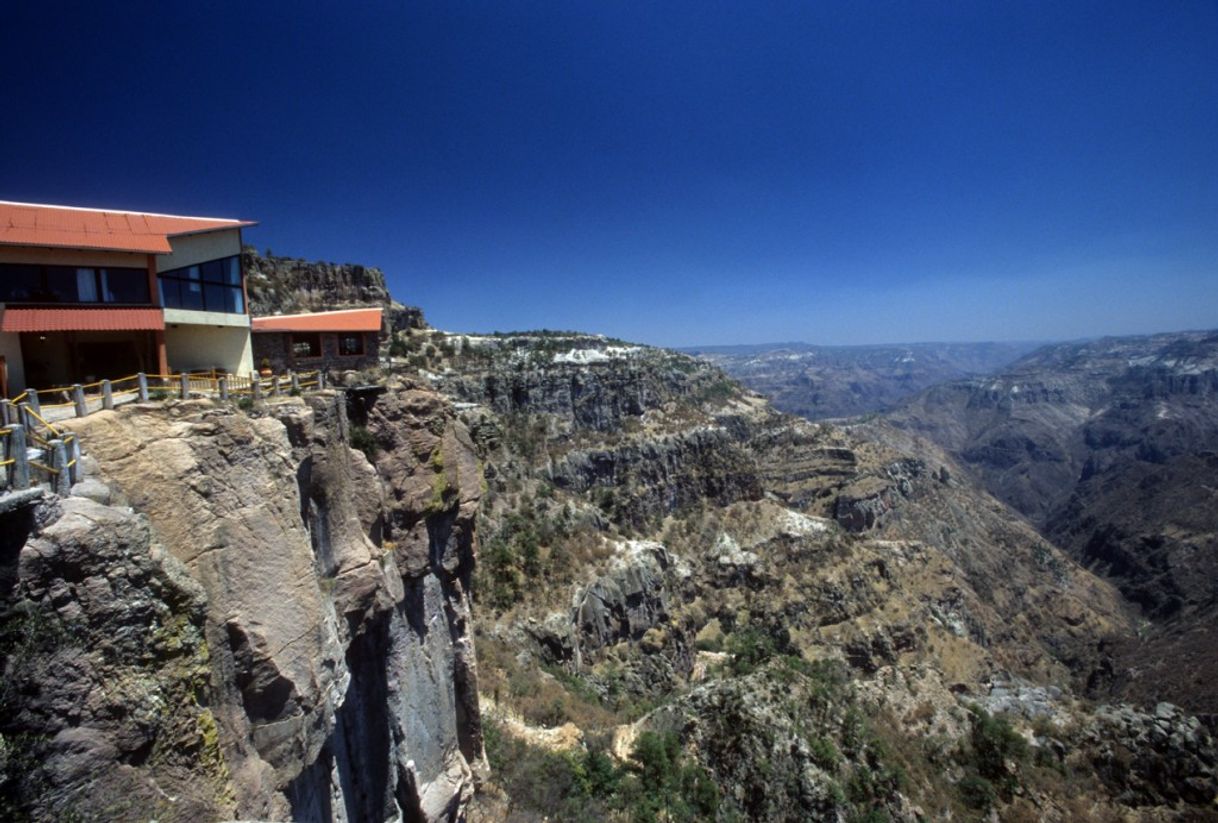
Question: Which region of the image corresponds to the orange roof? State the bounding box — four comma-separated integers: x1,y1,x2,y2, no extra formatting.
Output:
0,200,256,254
0,306,165,333
252,307,383,333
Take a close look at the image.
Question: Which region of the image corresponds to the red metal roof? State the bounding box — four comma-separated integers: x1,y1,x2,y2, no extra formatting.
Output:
252,308,383,333
0,201,256,254
0,307,166,333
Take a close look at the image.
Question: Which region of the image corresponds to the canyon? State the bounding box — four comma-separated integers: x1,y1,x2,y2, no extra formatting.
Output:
1,258,1214,821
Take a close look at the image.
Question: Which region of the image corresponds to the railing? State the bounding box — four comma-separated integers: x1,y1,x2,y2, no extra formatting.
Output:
0,369,326,494
8,369,326,422
0,412,80,495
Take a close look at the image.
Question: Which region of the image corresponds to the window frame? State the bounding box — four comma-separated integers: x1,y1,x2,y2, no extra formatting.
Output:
157,254,245,314
336,332,365,358
290,332,323,360
0,263,151,305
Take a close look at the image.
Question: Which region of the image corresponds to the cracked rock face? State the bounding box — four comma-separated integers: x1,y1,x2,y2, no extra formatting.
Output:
3,390,485,822
0,497,223,822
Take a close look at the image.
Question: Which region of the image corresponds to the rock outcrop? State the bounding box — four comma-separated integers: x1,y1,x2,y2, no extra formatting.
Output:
0,387,484,822
244,248,427,336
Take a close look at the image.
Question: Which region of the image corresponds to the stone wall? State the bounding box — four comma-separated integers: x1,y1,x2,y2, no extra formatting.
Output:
252,330,380,376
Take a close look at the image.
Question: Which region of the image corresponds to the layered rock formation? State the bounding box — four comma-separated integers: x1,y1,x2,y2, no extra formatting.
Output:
407,330,1216,821
0,385,484,821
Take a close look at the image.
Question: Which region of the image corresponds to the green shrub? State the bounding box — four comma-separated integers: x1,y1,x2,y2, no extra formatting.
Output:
966,706,1028,795
809,735,842,772
724,627,777,675
958,773,996,810
349,425,380,461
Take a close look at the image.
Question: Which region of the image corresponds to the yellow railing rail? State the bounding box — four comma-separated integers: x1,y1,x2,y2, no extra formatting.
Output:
21,404,62,438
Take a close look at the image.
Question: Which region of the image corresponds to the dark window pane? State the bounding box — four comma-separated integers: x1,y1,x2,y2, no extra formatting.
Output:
0,264,43,301
184,265,200,281
200,259,224,283
101,268,150,303
204,283,226,312
291,333,321,358
44,267,79,302
179,280,204,310
338,334,364,356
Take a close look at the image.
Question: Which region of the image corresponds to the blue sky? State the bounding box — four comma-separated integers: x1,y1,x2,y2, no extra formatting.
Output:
3,1,1216,346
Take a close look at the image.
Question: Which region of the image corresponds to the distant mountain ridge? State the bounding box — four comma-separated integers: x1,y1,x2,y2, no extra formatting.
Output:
877,328,1218,713
685,340,1040,419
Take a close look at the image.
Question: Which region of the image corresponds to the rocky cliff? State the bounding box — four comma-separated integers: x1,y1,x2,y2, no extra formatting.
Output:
0,385,483,821
5,313,1217,822
243,248,426,335
405,330,1217,821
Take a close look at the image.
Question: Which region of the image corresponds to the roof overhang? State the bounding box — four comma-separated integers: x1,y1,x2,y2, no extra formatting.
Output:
251,307,383,333
0,306,166,333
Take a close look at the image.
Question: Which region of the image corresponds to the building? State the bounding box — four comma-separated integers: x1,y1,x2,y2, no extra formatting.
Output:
251,307,382,375
0,200,256,394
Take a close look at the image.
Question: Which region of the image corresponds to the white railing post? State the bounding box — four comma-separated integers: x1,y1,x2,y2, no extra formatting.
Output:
102,380,114,410
318,370,326,390
0,399,12,427
137,373,149,402
26,390,40,416
290,371,300,394
73,384,87,418
179,373,190,400
252,376,263,402
271,375,280,397
219,375,229,401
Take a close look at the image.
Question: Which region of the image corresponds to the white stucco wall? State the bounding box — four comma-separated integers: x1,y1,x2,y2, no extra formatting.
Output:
164,325,254,376
155,229,243,272
163,308,250,328
0,329,27,395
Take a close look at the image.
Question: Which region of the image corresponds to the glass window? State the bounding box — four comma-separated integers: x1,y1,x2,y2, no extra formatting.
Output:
204,283,227,312
225,285,244,314
44,267,80,302
179,280,204,310
338,333,364,356
291,333,322,358
158,255,244,313
100,268,150,303
75,268,99,301
0,265,43,301
222,256,241,285
200,259,224,283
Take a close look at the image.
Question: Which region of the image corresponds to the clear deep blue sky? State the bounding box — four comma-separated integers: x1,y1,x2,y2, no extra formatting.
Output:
3,1,1216,346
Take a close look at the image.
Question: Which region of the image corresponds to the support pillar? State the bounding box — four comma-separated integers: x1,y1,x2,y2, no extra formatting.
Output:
155,330,169,377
